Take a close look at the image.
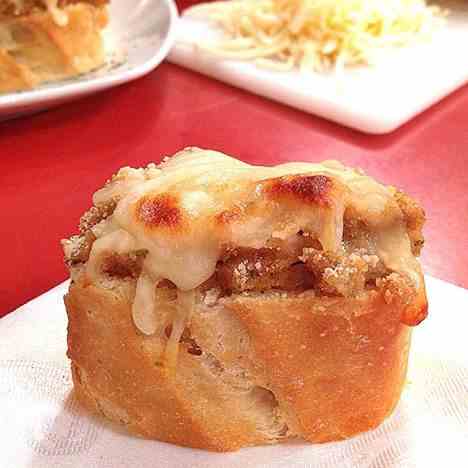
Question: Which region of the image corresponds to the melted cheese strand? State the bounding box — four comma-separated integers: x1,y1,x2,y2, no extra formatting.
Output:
164,290,196,373
132,273,158,335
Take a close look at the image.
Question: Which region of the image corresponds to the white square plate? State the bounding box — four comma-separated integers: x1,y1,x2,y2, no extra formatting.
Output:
168,0,468,134
0,0,178,120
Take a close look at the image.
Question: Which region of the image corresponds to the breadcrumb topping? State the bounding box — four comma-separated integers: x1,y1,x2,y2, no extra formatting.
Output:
63,160,425,305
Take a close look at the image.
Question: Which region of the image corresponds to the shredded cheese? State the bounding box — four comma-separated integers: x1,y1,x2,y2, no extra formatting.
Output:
186,0,446,72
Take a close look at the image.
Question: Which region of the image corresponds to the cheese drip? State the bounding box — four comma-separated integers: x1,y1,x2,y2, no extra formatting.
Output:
132,272,158,335
376,224,421,290
164,290,196,372
85,148,421,366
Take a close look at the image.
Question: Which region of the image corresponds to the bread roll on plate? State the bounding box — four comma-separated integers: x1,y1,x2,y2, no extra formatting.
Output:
0,0,108,93
62,148,427,451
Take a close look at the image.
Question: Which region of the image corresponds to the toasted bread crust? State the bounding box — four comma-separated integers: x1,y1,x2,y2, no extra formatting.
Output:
65,273,422,451
66,282,285,451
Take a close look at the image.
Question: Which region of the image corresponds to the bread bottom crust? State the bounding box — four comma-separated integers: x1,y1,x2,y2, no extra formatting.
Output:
65,275,421,452
0,3,108,93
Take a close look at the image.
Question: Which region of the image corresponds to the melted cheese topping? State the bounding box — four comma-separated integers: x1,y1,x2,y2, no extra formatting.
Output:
93,166,162,206
107,148,392,291
164,290,195,372
85,148,419,368
376,224,421,290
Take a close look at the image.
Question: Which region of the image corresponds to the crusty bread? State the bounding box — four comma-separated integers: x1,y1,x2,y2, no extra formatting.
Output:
0,1,108,94
66,279,423,451
63,148,428,451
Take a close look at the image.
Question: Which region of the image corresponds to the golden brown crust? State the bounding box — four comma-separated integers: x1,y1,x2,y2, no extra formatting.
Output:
65,267,425,451
0,49,36,92
136,194,186,232
264,174,335,206
0,2,108,94
226,291,412,442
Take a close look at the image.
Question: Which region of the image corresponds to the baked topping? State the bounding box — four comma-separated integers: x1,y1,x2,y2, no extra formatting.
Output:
63,148,426,349
105,148,394,292
216,246,315,293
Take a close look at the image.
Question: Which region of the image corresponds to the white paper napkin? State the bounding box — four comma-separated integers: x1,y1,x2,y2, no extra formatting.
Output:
1,276,467,468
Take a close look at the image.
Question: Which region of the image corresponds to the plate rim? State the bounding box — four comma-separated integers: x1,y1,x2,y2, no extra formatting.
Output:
0,0,179,108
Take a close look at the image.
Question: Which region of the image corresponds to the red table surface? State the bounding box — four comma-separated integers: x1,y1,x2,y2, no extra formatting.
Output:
1,0,468,316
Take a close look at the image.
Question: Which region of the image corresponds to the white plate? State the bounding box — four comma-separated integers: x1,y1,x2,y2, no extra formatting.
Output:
0,0,178,120
168,1,468,134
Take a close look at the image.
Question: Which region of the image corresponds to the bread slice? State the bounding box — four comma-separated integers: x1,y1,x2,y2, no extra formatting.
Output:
0,0,108,93
63,148,428,451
